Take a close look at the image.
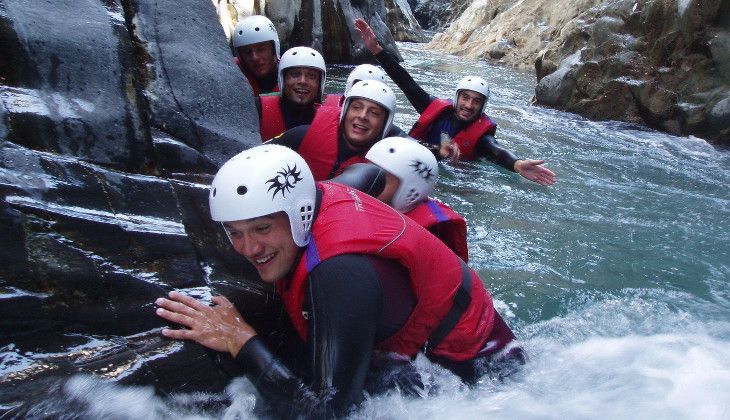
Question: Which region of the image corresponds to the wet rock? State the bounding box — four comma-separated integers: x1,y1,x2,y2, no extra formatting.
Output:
125,0,259,165
408,0,472,30
0,0,276,401
708,93,730,138
385,0,427,42
0,0,151,171
221,0,424,63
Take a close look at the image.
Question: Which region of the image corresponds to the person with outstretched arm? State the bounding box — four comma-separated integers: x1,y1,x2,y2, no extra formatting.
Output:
354,18,556,186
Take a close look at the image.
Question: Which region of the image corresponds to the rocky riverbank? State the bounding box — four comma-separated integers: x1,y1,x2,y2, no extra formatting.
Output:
427,0,729,143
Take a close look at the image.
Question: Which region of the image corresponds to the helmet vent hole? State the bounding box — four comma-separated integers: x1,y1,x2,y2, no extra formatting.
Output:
212,188,217,197
238,30,243,35
389,148,395,153
406,189,419,203
300,205,314,231
237,186,248,195
292,51,298,56
255,27,260,31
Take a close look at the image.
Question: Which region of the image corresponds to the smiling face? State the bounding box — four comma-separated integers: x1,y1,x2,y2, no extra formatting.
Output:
224,212,300,284
283,67,321,105
343,98,387,150
454,89,486,122
237,41,277,78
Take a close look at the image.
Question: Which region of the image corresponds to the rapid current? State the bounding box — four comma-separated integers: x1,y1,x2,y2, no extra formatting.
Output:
7,41,730,419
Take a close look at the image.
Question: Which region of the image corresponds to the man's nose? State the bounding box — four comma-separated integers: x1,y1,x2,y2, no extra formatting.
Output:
354,108,369,119
235,235,261,257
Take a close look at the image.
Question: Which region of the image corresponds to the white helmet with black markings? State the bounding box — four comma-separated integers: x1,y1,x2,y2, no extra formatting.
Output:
365,136,438,213
209,144,316,246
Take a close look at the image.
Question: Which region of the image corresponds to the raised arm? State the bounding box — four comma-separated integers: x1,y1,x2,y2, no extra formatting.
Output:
354,18,433,113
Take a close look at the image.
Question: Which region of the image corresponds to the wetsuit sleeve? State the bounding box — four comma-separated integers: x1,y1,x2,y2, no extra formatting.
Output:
374,50,434,114
385,123,408,138
264,124,309,149
474,133,519,172
329,163,387,197
306,254,384,414
234,254,386,418
255,96,262,120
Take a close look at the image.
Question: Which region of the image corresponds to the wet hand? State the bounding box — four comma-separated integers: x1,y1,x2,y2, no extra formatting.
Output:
354,18,383,54
439,140,461,163
514,159,556,186
155,291,256,357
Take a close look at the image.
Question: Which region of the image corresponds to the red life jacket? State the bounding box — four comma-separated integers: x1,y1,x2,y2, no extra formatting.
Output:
259,95,287,141
296,107,369,181
277,182,495,361
234,57,280,97
409,99,497,161
406,198,469,263
322,94,343,108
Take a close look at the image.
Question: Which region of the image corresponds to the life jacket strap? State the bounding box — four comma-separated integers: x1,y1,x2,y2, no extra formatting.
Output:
424,259,472,354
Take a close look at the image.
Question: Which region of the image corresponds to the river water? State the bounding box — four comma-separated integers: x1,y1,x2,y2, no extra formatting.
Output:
14,43,730,418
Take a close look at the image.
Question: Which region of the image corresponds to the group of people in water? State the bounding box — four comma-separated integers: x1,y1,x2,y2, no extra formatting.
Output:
154,15,557,418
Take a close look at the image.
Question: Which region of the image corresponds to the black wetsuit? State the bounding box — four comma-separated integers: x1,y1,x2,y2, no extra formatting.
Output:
374,50,520,171
236,253,418,419
233,189,523,418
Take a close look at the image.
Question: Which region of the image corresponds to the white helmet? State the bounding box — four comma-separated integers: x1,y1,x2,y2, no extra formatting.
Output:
233,15,280,59
365,137,438,213
454,75,490,114
345,64,386,95
209,144,316,247
278,47,327,100
340,80,396,140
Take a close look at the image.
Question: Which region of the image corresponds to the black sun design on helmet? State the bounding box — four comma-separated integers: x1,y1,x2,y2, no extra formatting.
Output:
410,159,434,181
266,163,303,199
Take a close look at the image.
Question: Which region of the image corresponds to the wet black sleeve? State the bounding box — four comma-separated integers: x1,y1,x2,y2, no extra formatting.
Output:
264,124,310,149
234,254,387,419
385,123,408,138
475,133,519,172
374,50,434,114
329,163,387,197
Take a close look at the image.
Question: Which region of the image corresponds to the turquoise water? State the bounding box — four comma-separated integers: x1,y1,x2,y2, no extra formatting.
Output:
30,43,730,418
331,42,730,418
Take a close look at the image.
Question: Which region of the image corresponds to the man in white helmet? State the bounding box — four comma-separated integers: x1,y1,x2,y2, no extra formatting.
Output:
232,15,281,96
267,79,409,179
331,137,470,262
355,19,556,186
258,46,331,141
321,63,388,108
155,144,523,418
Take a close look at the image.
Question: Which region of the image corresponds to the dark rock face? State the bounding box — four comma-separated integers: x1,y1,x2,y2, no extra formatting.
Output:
0,0,284,411
264,0,424,63
408,0,471,30
534,0,730,143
